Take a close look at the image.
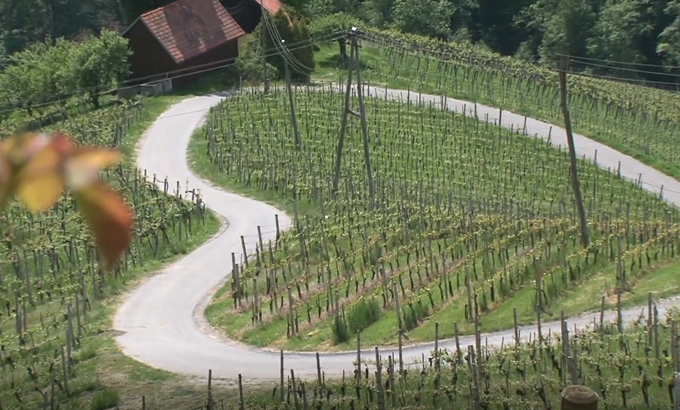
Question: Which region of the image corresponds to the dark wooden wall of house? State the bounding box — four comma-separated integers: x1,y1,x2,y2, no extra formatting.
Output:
174,40,239,88
124,23,177,86
220,0,262,33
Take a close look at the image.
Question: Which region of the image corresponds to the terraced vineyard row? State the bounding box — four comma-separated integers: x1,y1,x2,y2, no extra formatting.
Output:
346,31,680,180
0,99,217,409
201,86,680,351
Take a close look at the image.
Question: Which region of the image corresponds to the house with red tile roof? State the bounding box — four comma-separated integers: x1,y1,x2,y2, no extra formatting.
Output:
122,0,249,90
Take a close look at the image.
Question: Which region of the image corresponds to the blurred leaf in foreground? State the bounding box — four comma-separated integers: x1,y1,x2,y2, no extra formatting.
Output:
0,132,133,270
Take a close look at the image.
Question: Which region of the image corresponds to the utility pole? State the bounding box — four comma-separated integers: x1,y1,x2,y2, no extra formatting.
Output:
282,40,302,151
332,28,376,208
260,0,269,93
559,54,590,248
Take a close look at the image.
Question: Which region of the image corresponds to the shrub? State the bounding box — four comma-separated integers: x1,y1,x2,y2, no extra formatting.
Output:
402,298,430,331
347,297,382,334
331,314,350,344
90,389,119,410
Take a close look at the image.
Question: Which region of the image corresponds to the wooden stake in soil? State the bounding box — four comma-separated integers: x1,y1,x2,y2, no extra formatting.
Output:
560,385,598,410
393,282,404,374
275,350,283,402
558,54,590,248
238,374,244,410
356,331,362,383
207,369,214,410
281,40,302,151
513,307,520,346
674,373,680,410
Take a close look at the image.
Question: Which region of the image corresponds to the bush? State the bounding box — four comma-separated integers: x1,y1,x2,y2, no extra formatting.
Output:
236,26,279,84
347,297,382,334
331,314,350,344
90,389,119,410
402,298,430,331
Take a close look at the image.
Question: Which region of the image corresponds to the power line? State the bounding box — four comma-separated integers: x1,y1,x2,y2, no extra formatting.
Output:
0,32,343,111
559,53,680,70
146,83,680,197
357,31,680,92
567,57,680,79
259,4,313,75
0,32,346,116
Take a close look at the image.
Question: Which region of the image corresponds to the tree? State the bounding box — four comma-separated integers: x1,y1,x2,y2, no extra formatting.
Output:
117,0,174,25
587,0,653,78
0,0,49,54
0,37,75,116
361,0,395,28
658,0,680,66
235,24,279,84
536,0,598,66
391,0,453,39
0,38,6,69
471,0,536,55
263,8,315,82
304,0,361,18
69,29,131,109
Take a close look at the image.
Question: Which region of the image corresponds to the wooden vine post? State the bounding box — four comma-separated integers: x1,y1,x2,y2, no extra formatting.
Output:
281,39,302,151
259,0,269,93
332,27,376,208
561,385,598,410
558,54,590,248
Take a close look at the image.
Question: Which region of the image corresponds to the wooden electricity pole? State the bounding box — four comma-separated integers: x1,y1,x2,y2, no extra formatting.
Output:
260,0,269,93
559,55,590,248
282,40,302,151
332,28,376,208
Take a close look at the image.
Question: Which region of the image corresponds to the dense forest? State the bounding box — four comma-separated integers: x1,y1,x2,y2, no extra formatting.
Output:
1,0,680,86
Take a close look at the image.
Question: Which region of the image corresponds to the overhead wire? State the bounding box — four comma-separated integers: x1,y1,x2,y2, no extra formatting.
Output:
261,7,311,73
558,53,680,70
565,57,680,79
0,32,346,116
357,31,680,91
6,24,677,198
258,1,314,75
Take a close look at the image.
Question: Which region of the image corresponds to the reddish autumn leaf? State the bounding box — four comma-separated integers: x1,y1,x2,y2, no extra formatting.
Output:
64,147,122,191
0,132,133,271
14,142,66,212
74,180,133,271
0,133,62,211
63,143,130,270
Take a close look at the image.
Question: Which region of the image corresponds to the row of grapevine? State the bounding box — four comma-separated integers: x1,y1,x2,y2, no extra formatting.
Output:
201,85,680,351
353,32,680,180
0,99,216,409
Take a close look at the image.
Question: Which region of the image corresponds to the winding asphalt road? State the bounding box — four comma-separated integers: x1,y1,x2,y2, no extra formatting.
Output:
113,85,680,383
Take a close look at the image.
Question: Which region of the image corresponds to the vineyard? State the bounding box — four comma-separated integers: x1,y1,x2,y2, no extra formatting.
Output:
0,100,219,409
311,29,680,181
197,84,680,354
189,315,680,410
